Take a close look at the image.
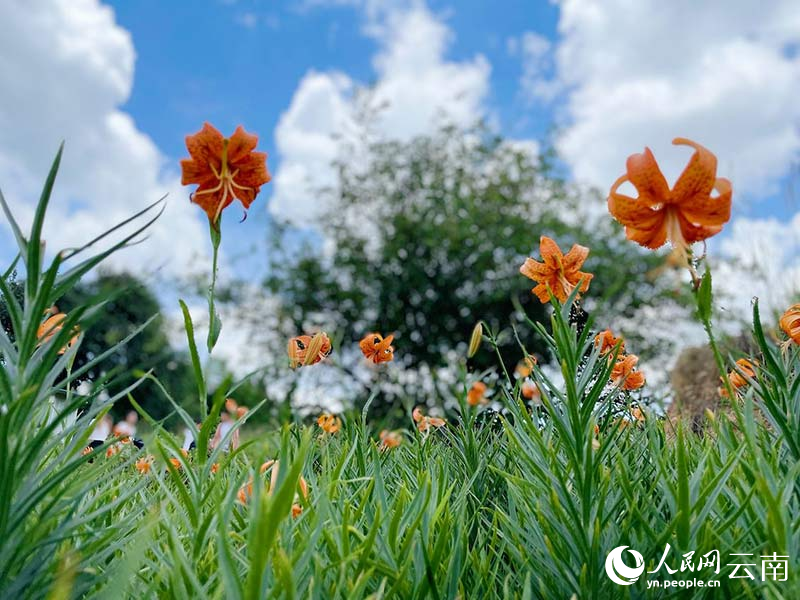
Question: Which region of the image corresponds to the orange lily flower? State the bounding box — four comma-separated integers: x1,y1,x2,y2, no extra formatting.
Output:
241,460,308,518
135,456,153,474
521,380,540,402
359,332,395,364
466,381,488,407
237,481,253,505
36,307,79,354
412,407,446,432
379,429,403,450
520,236,593,304
105,445,118,459
168,457,182,470
181,123,271,224
211,463,219,474
594,329,624,356
719,358,757,398
611,354,646,391
288,333,332,368
617,407,646,430
780,304,800,345
608,138,732,251
317,413,342,434
514,356,537,378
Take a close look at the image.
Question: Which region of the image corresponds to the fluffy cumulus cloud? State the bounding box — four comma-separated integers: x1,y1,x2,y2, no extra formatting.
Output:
269,1,490,226
506,31,558,104
509,0,800,350
0,0,208,278
545,0,800,198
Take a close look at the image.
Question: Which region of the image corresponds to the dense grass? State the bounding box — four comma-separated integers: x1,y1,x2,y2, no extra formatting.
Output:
2,152,800,599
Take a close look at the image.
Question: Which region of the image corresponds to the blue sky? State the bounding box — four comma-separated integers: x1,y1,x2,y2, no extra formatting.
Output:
0,0,798,323
108,0,559,160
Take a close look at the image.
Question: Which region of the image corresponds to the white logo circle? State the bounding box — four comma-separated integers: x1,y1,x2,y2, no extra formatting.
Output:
605,546,645,585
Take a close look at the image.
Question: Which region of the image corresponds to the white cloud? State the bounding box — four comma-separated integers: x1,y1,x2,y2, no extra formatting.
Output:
269,71,356,225
520,0,800,371
715,213,800,319
532,0,800,200
0,0,209,279
269,2,490,226
507,31,558,103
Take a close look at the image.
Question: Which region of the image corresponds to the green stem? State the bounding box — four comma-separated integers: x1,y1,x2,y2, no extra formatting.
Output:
699,313,736,403
207,221,222,354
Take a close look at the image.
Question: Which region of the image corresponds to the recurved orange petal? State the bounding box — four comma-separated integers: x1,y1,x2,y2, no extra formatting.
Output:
519,257,548,279
670,138,718,203
562,244,589,272
183,123,224,180
624,147,671,205
675,211,724,245
226,126,259,164
539,236,562,269
678,176,732,227
609,176,668,249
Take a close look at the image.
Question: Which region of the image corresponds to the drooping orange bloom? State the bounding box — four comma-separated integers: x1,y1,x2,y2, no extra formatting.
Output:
36,307,79,354
180,123,271,224
359,332,395,364
466,381,488,407
379,429,403,450
514,356,537,378
719,358,757,398
105,445,118,459
245,460,308,518
521,380,540,402
317,413,342,434
135,456,153,474
288,333,332,368
412,407,446,432
211,463,219,474
608,138,732,250
594,329,625,356
520,236,593,304
169,457,182,470
237,481,253,505
611,354,646,391
780,304,800,345
618,407,646,430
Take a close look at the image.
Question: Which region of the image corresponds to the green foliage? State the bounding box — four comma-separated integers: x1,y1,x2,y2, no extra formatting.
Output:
58,272,196,422
0,148,163,597
3,143,800,600
266,127,667,413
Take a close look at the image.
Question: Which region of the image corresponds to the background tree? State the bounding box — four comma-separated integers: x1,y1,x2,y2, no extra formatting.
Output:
60,271,196,423
265,124,677,417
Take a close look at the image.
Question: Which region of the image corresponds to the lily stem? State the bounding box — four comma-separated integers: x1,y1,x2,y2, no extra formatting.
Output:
207,220,222,354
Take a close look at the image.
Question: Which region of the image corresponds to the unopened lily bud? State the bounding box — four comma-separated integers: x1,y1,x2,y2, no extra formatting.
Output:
467,322,483,358
303,332,328,366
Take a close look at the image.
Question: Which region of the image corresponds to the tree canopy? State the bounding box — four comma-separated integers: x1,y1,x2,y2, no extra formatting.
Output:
265,126,674,415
